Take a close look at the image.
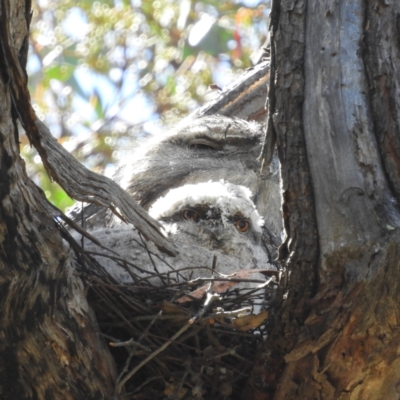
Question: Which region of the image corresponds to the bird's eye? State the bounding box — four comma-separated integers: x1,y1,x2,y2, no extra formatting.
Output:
182,209,200,222
235,219,250,233
189,143,216,150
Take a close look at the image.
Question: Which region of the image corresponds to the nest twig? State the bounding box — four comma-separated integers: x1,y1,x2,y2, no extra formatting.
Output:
69,229,278,400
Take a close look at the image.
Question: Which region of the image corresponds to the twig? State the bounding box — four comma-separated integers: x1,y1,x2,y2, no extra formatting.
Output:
126,376,164,396
206,346,247,362
173,358,192,398
115,322,192,395
208,307,252,320
109,338,151,352
188,255,221,323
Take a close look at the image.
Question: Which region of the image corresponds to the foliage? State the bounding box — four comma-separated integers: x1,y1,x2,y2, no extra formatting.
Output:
25,0,270,210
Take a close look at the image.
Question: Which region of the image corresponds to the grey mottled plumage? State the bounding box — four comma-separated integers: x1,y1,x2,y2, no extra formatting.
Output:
76,182,276,289
117,115,281,236
68,115,282,238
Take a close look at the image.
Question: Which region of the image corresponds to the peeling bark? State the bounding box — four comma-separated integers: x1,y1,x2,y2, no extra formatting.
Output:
248,1,400,399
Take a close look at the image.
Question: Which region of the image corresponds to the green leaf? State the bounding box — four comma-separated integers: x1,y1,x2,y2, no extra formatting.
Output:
44,64,75,82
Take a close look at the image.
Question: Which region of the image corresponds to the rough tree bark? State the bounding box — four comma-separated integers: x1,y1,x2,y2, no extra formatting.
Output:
1,0,400,399
247,1,400,399
0,2,117,399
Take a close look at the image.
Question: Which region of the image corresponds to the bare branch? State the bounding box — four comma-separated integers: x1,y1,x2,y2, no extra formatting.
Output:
191,60,270,121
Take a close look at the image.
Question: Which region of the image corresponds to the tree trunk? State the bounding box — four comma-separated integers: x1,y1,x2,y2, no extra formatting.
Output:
2,0,400,399
0,2,116,398
247,1,400,399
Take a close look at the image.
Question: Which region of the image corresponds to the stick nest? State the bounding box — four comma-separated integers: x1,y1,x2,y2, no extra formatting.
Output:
73,233,278,400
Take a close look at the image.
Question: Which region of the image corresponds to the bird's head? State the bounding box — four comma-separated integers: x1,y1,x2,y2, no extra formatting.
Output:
149,181,268,267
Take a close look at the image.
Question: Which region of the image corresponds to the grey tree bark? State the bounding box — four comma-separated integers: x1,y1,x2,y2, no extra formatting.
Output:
1,0,400,399
246,1,400,399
